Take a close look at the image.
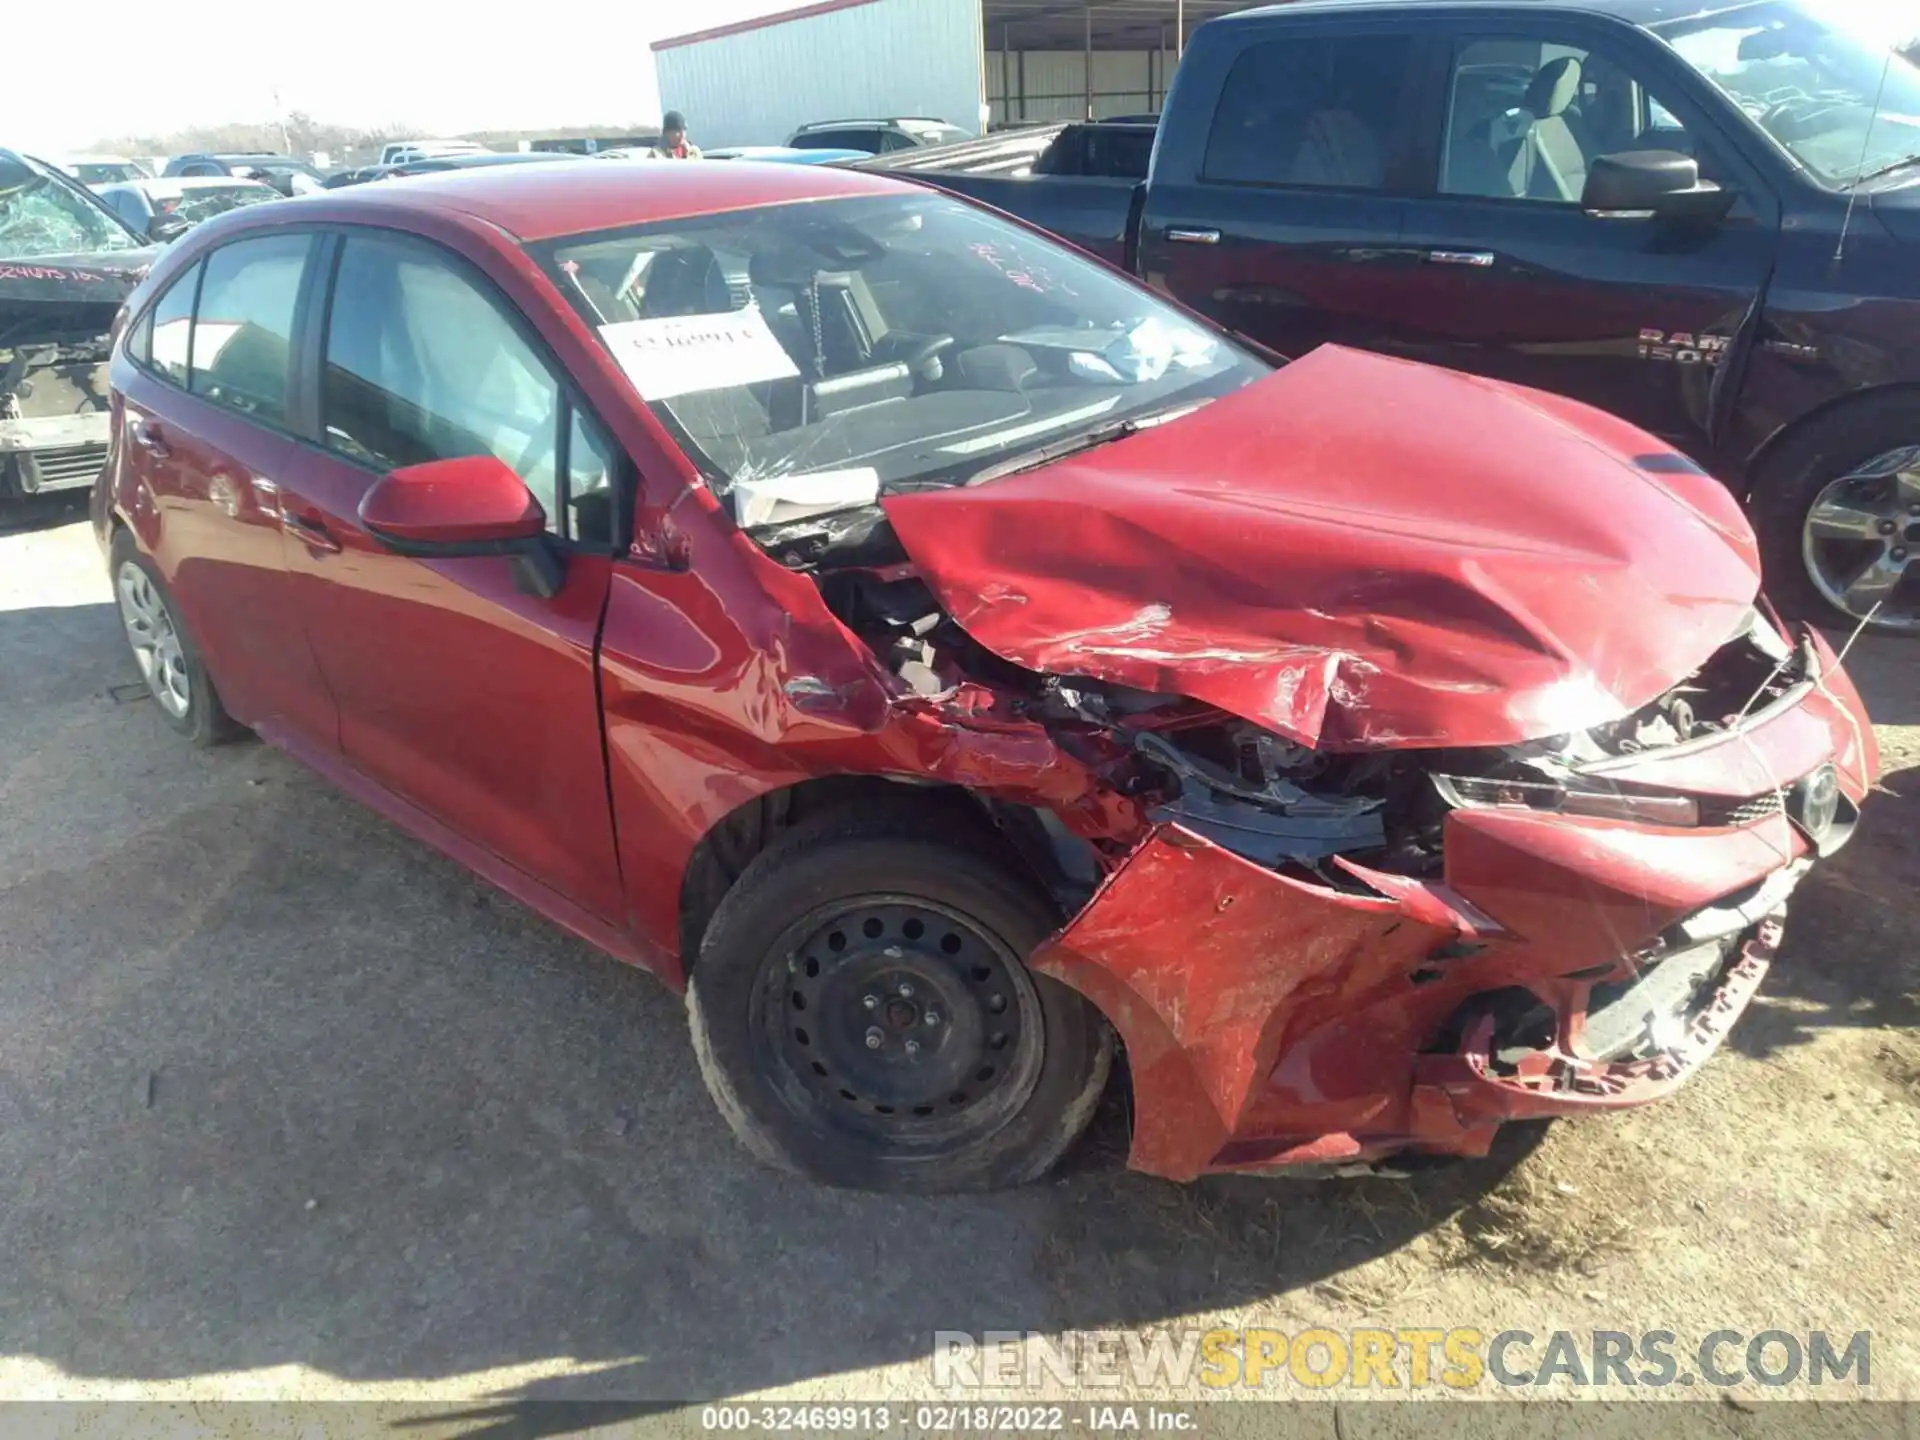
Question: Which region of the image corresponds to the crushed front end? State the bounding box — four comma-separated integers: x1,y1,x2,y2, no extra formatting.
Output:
0,259,148,499
1023,612,1875,1178
817,560,1874,1179
770,349,1879,1180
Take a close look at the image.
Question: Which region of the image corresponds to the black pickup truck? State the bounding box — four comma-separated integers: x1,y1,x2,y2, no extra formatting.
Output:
866,0,1920,633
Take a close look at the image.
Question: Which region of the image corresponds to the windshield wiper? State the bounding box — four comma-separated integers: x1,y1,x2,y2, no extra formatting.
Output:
964,404,1199,488
1851,153,1920,186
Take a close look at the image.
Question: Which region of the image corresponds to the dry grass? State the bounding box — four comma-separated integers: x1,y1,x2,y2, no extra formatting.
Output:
1875,1030,1920,1099
1443,1136,1635,1274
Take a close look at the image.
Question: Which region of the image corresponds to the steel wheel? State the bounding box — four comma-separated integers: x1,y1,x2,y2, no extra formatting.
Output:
1800,444,1920,631
756,896,1046,1154
115,559,191,718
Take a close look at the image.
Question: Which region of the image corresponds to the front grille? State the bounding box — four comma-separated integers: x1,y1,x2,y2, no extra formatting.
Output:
20,443,108,491
1700,791,1785,827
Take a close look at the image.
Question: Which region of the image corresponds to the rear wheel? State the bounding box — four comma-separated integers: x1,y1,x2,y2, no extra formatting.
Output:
1749,396,1920,634
687,814,1112,1192
110,530,244,746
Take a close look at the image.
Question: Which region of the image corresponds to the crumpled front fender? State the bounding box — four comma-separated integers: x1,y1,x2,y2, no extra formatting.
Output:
1031,824,1488,1180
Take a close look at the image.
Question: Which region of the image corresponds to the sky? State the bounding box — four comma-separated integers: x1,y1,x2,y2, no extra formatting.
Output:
9,0,1917,155
8,0,788,153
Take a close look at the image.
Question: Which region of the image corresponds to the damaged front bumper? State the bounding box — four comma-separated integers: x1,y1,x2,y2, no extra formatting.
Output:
0,403,111,496
1029,628,1875,1182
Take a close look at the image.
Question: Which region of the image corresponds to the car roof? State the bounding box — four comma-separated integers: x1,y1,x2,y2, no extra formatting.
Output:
260,159,910,243
1221,0,1757,26
794,118,952,130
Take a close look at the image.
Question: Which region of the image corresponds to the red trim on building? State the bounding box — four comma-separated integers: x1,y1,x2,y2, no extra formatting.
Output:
651,0,884,52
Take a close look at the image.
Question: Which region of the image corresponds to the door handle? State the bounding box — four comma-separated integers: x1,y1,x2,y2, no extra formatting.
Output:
128,416,171,458
282,509,342,554
1427,249,1497,267
1165,226,1221,245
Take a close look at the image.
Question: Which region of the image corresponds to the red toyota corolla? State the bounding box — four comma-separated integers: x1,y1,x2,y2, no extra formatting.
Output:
92,162,1876,1191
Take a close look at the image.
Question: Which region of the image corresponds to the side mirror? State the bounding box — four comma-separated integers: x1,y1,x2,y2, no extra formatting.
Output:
359,455,566,597
147,214,190,243
1582,150,1735,224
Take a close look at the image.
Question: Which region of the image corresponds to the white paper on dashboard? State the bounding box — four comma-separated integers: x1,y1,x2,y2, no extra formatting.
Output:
599,309,800,401
731,468,882,528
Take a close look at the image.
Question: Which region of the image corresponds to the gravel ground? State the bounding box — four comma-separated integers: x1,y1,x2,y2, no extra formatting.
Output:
2,494,1916,1417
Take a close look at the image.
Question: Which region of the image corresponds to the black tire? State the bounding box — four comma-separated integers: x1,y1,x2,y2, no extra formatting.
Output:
108,529,246,746
1748,392,1920,634
687,809,1113,1192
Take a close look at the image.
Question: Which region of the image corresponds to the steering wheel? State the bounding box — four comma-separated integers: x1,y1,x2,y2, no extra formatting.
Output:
876,333,956,384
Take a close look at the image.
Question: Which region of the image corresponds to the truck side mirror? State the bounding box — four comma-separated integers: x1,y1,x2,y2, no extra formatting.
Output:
1582,150,1735,224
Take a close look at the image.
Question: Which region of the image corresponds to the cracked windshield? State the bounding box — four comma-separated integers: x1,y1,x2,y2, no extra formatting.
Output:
1657,0,1920,185
0,158,139,259
539,194,1267,530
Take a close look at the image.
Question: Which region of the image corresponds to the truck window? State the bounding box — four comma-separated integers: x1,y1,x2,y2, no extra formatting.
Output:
1441,36,1702,203
1202,35,1417,191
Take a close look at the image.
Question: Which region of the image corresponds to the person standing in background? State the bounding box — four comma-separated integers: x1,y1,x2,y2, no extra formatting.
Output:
648,112,702,159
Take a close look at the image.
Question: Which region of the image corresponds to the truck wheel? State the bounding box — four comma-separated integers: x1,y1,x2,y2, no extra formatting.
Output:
687,813,1112,1192
1749,394,1920,635
109,529,245,746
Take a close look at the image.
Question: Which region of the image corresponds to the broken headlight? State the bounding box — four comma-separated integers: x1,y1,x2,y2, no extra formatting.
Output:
1432,774,1699,827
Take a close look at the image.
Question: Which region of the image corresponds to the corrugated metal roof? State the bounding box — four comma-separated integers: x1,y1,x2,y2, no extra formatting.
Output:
982,0,1265,49
656,0,1272,55
653,0,884,53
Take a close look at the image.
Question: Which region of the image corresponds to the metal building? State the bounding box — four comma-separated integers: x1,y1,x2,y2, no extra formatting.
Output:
651,0,1258,148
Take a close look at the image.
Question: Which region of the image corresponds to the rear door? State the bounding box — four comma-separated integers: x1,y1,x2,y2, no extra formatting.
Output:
1387,16,1779,454
274,228,627,922
114,232,337,743
1136,18,1437,359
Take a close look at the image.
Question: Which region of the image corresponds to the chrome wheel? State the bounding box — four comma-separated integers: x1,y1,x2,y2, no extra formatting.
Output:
115,561,191,719
1801,445,1920,631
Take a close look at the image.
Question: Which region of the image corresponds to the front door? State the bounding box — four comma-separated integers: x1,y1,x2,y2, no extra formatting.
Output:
1387,22,1779,456
114,232,337,744
275,230,627,923
1135,22,1431,360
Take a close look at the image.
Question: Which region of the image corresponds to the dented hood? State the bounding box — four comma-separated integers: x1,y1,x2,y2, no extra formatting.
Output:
881,345,1762,751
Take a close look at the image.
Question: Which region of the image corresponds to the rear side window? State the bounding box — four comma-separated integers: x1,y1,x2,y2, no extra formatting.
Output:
146,263,199,387
189,234,311,427
1203,34,1419,190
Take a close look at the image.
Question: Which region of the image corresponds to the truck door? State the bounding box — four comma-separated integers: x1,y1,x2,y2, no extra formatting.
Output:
1136,20,1435,361
1388,21,1779,457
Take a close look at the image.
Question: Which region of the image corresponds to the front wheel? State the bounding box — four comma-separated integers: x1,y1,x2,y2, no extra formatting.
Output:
1750,397,1920,634
687,815,1112,1192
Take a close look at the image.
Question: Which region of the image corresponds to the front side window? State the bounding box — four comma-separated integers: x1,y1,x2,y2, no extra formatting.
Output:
321,234,570,535
1203,34,1418,190
1440,36,1704,203
0,158,140,258
1654,0,1920,187
189,233,311,426
535,193,1266,534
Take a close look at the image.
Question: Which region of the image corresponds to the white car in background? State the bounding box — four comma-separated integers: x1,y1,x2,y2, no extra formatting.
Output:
377,139,489,166
51,154,153,186
94,176,280,243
